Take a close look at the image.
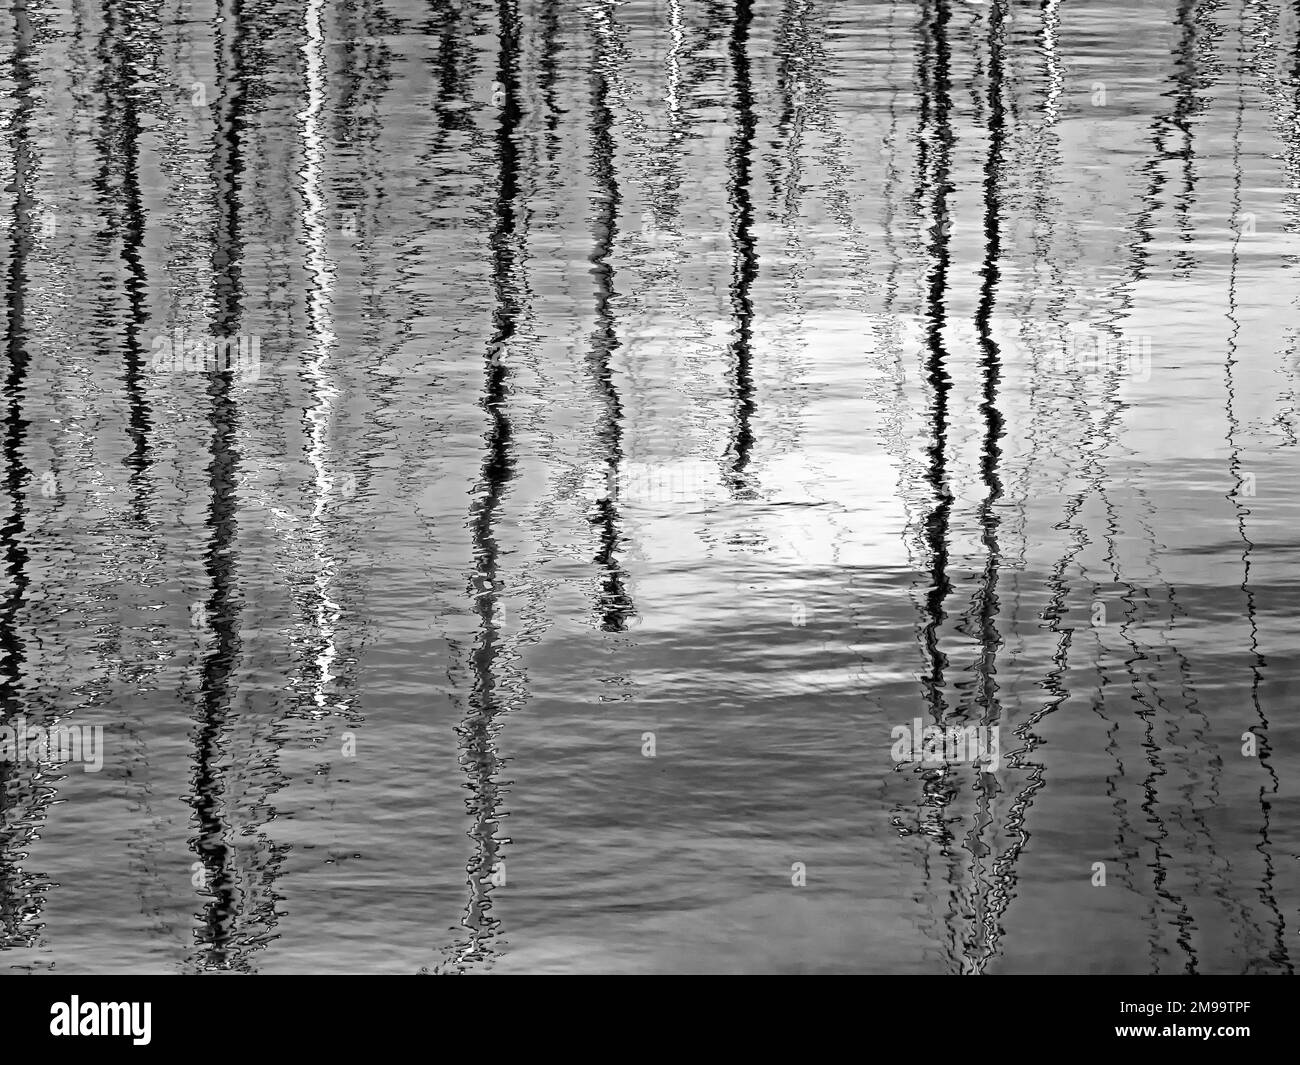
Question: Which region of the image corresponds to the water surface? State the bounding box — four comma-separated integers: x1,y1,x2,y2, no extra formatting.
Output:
0,0,1297,974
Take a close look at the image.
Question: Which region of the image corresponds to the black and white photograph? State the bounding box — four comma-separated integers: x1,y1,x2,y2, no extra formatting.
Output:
0,0,1296,1015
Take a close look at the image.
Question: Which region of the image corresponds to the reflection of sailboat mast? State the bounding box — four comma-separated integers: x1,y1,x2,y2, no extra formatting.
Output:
1129,0,1203,289
301,0,341,715
917,0,954,734
0,0,35,722
442,0,522,972
878,0,951,959
972,0,1005,693
724,0,758,497
1093,81,1205,954
189,0,248,969
0,0,38,948
423,0,473,161
92,0,185,951
95,0,154,511
988,28,1089,924
584,0,731,255
962,0,1007,974
1099,490,1199,972
981,0,1160,968
587,49,633,632
1095,2,1239,970
539,0,563,145
909,0,962,973
1168,0,1202,276
1224,23,1291,970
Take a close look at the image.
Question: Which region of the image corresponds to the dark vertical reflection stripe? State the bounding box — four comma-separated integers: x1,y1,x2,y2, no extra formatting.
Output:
964,0,1006,973
918,0,954,732
189,0,249,970
724,0,758,496
1130,0,1206,287
424,0,474,163
539,0,562,145
441,0,521,972
0,0,37,948
588,39,632,632
93,0,153,509
0,2,35,724
979,6,1072,943
908,0,960,974
879,0,946,953
1169,0,1203,277
1294,0,1300,87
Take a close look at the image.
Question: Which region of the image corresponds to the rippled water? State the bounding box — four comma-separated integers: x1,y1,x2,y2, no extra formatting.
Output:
0,0,1297,974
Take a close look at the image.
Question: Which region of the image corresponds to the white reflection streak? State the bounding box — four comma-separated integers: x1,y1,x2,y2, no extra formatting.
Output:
1041,0,1062,128
300,0,339,714
666,0,682,119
